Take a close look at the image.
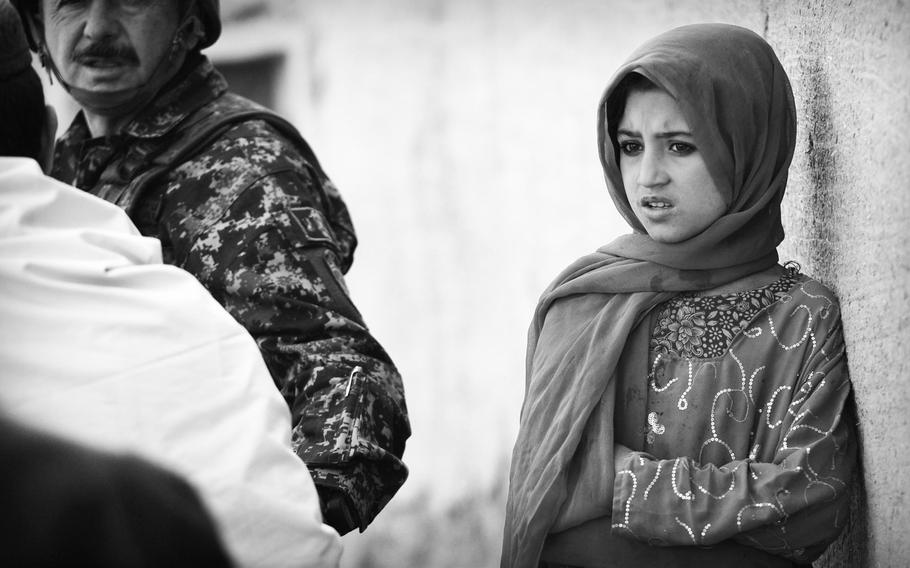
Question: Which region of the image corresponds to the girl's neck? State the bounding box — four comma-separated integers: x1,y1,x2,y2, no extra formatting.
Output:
696,264,787,296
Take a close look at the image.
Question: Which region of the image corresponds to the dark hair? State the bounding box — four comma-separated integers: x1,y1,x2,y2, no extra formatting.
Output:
0,66,45,160
606,72,660,161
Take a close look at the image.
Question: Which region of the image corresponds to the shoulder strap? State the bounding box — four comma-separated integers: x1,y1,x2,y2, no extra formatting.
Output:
152,108,329,189
118,105,324,215
110,98,343,245
99,95,357,269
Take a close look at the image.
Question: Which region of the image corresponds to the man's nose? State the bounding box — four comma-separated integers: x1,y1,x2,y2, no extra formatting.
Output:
82,0,119,41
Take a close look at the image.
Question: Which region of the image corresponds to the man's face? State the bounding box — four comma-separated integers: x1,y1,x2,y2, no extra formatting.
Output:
40,0,182,97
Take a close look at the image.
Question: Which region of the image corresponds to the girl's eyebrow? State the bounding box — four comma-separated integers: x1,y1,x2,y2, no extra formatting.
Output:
655,130,693,139
616,128,693,138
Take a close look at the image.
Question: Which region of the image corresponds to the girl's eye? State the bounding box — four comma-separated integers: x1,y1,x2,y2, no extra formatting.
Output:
669,142,695,155
619,141,643,155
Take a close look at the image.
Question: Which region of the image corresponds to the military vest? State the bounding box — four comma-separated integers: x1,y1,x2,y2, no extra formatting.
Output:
89,92,355,268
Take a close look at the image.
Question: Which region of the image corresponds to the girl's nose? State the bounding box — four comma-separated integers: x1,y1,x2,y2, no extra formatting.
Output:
636,149,669,188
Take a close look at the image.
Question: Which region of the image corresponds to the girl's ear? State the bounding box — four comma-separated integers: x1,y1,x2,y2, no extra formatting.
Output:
39,104,57,174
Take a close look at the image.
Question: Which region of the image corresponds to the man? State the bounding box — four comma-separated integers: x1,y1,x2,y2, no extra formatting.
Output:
0,3,342,564
14,0,409,534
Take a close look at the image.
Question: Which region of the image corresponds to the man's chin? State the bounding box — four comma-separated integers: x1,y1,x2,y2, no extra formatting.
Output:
70,66,140,91
67,79,144,116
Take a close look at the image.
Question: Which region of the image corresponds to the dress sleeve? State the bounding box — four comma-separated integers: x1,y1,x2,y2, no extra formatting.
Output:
182,168,410,535
611,320,856,563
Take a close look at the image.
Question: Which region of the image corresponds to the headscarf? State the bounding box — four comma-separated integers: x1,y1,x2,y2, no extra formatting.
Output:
501,23,797,567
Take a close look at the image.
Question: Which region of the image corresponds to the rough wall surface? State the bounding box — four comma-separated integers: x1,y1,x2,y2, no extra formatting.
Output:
767,2,910,567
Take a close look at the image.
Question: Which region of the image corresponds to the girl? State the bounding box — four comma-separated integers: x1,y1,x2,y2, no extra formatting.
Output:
502,23,856,568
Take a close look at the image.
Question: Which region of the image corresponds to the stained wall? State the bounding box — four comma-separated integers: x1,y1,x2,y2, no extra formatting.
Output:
767,2,910,566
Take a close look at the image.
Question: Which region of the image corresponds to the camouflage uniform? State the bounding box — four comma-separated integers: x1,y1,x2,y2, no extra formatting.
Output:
51,54,409,533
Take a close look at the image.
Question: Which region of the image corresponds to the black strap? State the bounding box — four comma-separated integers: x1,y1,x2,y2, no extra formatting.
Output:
100,97,330,237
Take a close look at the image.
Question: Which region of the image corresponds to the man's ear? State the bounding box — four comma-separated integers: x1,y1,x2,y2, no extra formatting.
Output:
38,104,57,174
175,15,204,52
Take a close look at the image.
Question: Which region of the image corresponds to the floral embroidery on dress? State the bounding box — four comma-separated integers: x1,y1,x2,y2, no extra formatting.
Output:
650,270,799,359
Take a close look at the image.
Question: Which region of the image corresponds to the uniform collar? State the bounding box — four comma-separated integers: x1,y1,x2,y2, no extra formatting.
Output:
124,55,228,139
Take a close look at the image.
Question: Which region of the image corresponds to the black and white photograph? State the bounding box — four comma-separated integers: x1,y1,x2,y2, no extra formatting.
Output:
0,1,906,566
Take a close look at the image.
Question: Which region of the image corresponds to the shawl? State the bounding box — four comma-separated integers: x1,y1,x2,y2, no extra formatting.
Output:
501,24,797,567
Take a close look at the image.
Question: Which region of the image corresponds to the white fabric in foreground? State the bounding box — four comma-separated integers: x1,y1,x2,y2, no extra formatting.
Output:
0,157,342,568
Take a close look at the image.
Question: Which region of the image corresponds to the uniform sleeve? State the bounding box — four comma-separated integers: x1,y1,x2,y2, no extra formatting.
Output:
182,168,410,534
611,320,856,563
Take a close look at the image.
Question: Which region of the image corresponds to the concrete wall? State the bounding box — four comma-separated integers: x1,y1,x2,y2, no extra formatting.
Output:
767,2,910,567
44,0,909,565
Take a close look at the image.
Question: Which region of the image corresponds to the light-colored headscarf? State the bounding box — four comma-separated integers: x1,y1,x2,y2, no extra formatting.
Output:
502,23,797,567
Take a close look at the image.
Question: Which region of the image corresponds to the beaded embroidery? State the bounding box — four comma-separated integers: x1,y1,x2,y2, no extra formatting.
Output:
650,271,799,359
612,266,853,558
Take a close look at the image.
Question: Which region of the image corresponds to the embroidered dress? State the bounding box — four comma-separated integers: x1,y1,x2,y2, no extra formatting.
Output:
611,270,854,564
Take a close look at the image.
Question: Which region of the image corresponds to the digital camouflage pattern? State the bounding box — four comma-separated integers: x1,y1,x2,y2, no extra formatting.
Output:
51,54,409,533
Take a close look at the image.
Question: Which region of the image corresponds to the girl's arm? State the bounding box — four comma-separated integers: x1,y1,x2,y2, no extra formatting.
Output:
611,322,856,563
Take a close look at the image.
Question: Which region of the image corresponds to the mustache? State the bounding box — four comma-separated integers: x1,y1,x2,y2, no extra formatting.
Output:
73,40,140,64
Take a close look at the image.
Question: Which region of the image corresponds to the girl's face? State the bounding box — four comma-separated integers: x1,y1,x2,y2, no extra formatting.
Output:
616,88,727,244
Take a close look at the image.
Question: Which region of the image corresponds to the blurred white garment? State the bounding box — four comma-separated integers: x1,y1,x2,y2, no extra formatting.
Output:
0,157,342,568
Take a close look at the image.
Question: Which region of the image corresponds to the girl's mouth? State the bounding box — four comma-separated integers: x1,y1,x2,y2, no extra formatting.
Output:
641,196,672,209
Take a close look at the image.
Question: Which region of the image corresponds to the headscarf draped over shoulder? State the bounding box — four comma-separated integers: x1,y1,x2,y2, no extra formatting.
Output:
502,23,797,568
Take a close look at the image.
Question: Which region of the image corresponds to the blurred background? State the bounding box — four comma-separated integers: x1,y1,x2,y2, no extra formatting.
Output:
43,1,910,567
